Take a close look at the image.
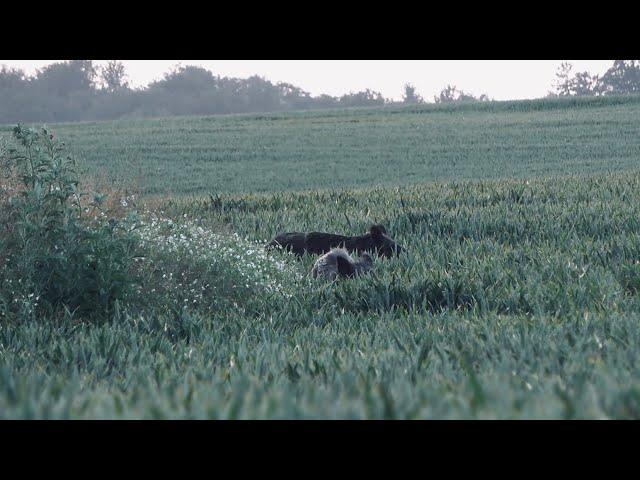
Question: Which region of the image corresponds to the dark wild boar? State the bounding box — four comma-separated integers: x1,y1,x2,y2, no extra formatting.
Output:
266,224,403,258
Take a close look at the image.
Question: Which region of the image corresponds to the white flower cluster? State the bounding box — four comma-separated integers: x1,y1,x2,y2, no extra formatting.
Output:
120,194,135,208
133,213,301,310
0,273,39,318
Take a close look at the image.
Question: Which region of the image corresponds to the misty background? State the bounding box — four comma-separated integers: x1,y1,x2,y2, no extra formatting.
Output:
0,60,638,124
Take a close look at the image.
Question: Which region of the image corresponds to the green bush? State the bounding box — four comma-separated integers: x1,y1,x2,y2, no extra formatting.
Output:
0,125,138,321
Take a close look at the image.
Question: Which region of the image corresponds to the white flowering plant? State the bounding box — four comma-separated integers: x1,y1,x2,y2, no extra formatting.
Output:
132,213,302,317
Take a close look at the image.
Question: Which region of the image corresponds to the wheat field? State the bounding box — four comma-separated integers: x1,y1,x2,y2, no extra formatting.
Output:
1,95,640,418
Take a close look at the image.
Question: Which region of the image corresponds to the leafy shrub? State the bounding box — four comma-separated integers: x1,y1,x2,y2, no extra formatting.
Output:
0,125,138,321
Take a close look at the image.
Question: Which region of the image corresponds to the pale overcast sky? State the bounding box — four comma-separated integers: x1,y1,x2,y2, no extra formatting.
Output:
1,60,614,101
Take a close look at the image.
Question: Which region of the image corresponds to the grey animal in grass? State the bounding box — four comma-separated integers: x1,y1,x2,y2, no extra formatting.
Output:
311,248,374,281
267,224,404,258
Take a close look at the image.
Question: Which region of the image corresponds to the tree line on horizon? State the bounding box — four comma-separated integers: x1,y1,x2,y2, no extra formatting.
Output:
0,60,638,124
0,61,390,124
549,60,640,97
0,61,493,124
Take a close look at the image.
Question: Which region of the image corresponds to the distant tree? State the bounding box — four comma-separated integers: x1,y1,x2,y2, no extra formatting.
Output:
598,60,640,95
552,62,574,97
435,84,455,103
551,61,600,97
0,66,32,123
149,65,218,93
434,85,488,103
240,75,282,112
100,61,129,92
402,83,424,104
0,65,27,89
277,82,307,99
339,89,386,107
314,94,340,109
457,91,482,102
33,60,97,96
571,71,600,96
277,82,313,109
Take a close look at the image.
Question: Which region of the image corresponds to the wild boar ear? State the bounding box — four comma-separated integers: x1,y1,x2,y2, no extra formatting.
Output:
370,224,385,240
336,255,355,277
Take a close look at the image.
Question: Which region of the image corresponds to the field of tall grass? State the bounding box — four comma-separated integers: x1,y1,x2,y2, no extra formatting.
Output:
2,94,637,196
1,96,640,418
